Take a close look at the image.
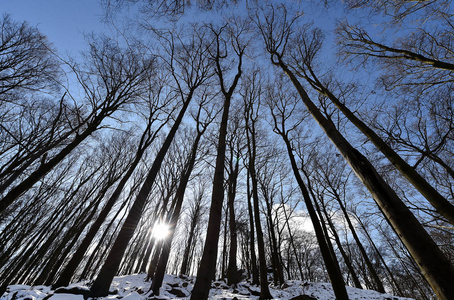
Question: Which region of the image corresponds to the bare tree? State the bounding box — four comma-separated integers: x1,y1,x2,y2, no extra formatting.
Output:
150,93,216,295
0,14,59,103
284,23,454,225
89,24,213,297
255,5,454,299
51,86,169,288
225,104,245,286
190,21,245,300
343,0,452,26
0,35,154,213
243,70,273,299
180,180,208,276
266,78,349,300
101,0,236,20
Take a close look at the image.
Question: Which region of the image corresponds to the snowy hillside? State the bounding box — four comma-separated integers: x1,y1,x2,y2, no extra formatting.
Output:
0,273,414,300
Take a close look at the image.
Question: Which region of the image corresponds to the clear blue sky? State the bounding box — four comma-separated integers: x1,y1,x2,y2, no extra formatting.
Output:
1,0,106,55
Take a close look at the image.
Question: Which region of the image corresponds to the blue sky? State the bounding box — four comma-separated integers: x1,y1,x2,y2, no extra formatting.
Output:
1,0,106,54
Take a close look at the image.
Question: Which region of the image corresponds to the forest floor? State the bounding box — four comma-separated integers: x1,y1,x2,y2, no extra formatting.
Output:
0,273,414,300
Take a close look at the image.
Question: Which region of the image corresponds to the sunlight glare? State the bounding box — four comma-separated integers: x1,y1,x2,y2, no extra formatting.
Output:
152,223,170,240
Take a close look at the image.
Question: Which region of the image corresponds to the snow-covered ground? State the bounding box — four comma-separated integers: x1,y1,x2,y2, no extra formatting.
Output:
0,273,414,300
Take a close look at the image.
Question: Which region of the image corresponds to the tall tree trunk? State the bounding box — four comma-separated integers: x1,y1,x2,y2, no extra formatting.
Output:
262,191,285,286
278,131,349,300
246,172,259,285
242,71,272,298
40,203,100,286
249,158,273,300
180,208,199,275
244,102,273,298
190,26,243,300
319,199,362,289
190,92,233,300
303,70,454,225
89,93,193,297
139,236,155,274
332,188,385,293
221,204,229,279
274,56,454,299
179,186,204,275
381,228,431,300
79,191,131,281
281,207,305,281
150,123,204,295
226,157,240,286
134,229,153,274
356,217,405,296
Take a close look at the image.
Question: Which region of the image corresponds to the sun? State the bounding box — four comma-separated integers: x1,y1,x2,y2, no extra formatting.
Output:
152,223,170,240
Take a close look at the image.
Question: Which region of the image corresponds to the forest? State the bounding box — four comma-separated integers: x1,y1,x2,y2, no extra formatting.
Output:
0,0,453,299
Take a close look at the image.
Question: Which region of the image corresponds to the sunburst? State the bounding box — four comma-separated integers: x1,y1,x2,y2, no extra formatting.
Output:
152,223,170,240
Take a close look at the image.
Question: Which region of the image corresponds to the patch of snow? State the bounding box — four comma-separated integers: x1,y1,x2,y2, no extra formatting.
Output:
121,291,143,300
6,285,31,292
65,284,89,292
32,286,51,293
47,294,84,300
0,273,414,300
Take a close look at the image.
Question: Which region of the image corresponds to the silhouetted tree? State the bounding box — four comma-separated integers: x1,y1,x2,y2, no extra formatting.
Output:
190,21,245,300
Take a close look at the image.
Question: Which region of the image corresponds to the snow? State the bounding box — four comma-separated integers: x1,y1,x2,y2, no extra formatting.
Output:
121,291,143,300
47,295,84,300
0,273,414,300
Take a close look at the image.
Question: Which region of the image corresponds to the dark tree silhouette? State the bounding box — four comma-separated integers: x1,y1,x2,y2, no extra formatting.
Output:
190,22,245,300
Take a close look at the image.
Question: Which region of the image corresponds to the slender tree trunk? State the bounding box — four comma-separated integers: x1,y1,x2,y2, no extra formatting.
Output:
40,204,100,286
226,157,240,286
278,132,349,300
52,121,157,288
381,228,430,300
221,204,229,279
319,199,362,289
357,217,405,296
180,215,197,275
333,189,385,293
147,239,163,278
190,27,243,300
249,161,273,299
151,125,204,295
134,230,153,274
79,191,131,281
89,94,193,297
246,172,259,285
262,192,285,286
281,207,305,281
190,93,232,299
179,192,202,275
139,236,155,273
243,76,272,298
